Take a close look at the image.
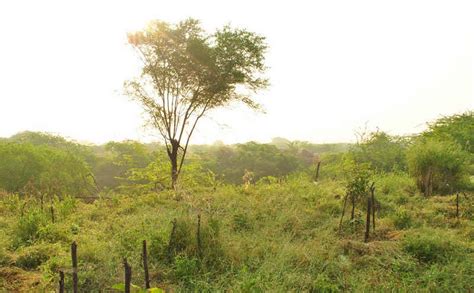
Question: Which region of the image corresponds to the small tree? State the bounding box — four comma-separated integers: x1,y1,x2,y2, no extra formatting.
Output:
351,130,408,173
125,19,268,188
342,157,372,220
407,137,469,196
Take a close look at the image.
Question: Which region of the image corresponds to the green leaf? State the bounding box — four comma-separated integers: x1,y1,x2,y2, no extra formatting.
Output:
111,283,125,291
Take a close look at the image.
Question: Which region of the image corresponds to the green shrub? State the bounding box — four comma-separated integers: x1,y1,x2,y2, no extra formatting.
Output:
318,197,341,216
174,255,199,283
418,259,474,291
15,243,58,269
37,224,69,243
392,209,413,229
148,230,169,264
0,232,12,266
407,137,469,196
171,218,193,256
13,210,49,248
39,254,69,280
232,213,253,232
311,273,340,292
57,196,77,219
375,172,416,196
402,229,466,263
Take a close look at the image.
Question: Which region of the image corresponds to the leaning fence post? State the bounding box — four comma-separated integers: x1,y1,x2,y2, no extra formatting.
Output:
167,219,177,262
142,240,150,289
58,270,65,293
315,161,321,182
71,242,78,293
339,193,349,232
123,258,132,293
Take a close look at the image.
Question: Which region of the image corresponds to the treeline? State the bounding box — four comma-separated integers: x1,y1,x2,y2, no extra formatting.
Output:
0,111,472,197
0,132,348,194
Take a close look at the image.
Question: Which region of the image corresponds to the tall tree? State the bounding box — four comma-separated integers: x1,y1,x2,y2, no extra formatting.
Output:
125,19,268,188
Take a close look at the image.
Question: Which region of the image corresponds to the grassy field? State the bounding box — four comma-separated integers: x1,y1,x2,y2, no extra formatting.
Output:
0,172,473,292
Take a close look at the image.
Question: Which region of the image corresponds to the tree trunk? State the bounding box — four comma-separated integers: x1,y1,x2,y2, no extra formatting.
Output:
350,194,356,220
428,171,433,197
169,139,180,189
423,168,433,197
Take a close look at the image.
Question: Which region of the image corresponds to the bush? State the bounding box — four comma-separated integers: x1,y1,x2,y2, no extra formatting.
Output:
0,232,12,266
13,210,49,248
311,273,340,292
402,229,466,263
37,224,70,243
392,208,413,229
351,131,408,173
407,137,469,196
15,243,59,269
232,213,253,232
174,255,199,283
375,172,416,196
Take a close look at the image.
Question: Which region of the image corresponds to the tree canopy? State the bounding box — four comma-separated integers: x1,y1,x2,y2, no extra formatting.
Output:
351,131,408,173
424,111,473,153
125,18,268,188
0,142,94,197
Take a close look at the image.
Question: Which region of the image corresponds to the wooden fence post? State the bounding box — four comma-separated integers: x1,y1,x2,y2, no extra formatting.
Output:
339,194,349,232
50,205,55,223
456,192,460,218
370,184,376,231
197,214,202,259
123,258,132,293
142,240,150,289
58,270,65,293
350,193,356,220
167,219,177,262
315,161,321,182
71,242,78,293
364,196,371,243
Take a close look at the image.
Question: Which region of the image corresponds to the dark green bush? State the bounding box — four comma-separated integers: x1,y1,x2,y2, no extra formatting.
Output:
15,243,57,269
392,209,413,229
311,273,340,292
13,210,49,248
402,229,465,263
173,255,199,283
232,213,253,232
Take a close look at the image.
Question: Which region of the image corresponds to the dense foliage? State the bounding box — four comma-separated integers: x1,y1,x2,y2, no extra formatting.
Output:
1,173,473,291
407,137,470,196
0,112,473,291
351,131,408,173
125,19,268,188
0,142,94,198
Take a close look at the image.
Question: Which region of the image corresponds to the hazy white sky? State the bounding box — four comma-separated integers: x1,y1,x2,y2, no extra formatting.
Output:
0,0,472,144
